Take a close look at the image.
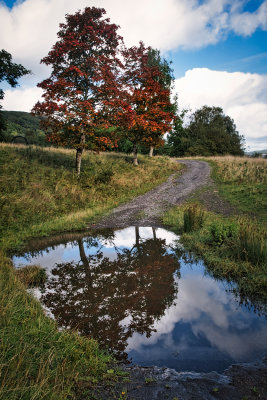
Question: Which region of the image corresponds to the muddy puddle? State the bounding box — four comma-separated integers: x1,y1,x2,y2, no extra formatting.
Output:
13,227,267,373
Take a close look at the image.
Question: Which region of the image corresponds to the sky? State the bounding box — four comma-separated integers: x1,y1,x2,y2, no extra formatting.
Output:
0,0,267,151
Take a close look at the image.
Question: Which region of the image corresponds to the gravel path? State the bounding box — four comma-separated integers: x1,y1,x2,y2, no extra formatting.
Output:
94,160,211,228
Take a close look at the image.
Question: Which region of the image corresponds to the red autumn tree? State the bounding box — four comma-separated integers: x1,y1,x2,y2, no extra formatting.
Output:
118,42,175,165
32,7,122,175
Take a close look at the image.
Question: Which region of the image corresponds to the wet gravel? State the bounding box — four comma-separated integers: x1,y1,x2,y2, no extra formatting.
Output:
94,160,211,229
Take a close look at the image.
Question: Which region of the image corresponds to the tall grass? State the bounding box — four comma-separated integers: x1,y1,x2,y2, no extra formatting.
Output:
15,264,47,287
207,156,267,221
163,205,267,303
237,219,267,266
210,156,266,184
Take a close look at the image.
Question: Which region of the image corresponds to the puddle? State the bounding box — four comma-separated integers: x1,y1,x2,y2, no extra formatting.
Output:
13,227,267,373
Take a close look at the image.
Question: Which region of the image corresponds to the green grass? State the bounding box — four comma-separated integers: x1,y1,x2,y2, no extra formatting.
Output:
208,156,267,222
0,143,181,253
0,143,181,399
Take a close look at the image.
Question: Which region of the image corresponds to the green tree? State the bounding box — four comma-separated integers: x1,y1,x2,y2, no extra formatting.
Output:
168,106,245,156
0,50,31,135
167,108,189,157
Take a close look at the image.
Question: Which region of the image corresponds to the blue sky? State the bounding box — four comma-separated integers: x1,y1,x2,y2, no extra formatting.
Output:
0,0,267,150
171,30,267,77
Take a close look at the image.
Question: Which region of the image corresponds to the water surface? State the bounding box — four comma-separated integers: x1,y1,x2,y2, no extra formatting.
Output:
13,227,267,373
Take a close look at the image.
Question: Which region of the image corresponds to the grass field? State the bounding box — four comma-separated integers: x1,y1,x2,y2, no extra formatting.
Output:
0,143,181,400
209,155,267,222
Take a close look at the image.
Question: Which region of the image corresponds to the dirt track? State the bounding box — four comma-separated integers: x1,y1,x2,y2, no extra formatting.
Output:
95,160,211,228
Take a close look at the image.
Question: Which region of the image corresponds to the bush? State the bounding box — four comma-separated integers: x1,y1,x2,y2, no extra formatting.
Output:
210,220,239,245
184,204,204,233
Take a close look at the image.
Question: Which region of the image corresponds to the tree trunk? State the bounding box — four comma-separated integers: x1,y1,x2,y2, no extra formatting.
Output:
133,143,138,166
135,226,140,247
76,133,85,176
152,227,157,240
149,145,154,157
77,239,92,285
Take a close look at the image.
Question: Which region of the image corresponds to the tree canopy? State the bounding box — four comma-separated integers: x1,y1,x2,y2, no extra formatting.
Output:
32,7,123,175
167,105,245,156
33,5,176,171
0,49,30,134
118,43,175,164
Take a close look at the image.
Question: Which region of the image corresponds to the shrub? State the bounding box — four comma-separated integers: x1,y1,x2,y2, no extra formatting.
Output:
210,220,239,245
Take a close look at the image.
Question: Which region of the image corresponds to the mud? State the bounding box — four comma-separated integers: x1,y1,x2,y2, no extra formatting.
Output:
112,356,267,400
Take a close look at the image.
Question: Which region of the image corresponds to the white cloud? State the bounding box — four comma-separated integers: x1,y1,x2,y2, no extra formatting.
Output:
0,0,266,74
126,271,267,361
3,86,43,112
230,1,267,36
175,68,267,151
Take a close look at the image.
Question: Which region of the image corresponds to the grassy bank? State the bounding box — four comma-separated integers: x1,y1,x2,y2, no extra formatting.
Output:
163,156,267,310
0,143,181,399
209,156,267,222
0,143,181,253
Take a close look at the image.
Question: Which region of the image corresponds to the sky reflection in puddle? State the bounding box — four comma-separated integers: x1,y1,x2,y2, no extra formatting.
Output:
13,226,267,373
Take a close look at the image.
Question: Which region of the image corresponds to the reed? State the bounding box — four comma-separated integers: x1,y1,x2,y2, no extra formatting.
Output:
184,203,205,233
237,218,267,266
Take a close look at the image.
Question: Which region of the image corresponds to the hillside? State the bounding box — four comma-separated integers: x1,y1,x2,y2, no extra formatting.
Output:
246,149,267,156
1,111,48,146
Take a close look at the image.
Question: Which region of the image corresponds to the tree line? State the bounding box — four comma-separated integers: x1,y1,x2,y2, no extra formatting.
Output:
0,6,245,174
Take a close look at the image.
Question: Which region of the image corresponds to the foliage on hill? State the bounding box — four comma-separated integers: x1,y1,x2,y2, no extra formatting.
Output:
0,49,31,135
0,111,48,146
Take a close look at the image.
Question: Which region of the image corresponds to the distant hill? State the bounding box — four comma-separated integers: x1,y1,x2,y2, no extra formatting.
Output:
0,111,48,146
246,149,267,157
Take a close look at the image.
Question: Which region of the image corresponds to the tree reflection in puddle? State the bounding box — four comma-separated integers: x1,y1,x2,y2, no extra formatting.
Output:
39,227,180,361
13,227,267,372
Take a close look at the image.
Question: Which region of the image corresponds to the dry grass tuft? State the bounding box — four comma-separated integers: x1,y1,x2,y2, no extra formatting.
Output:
15,264,47,287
